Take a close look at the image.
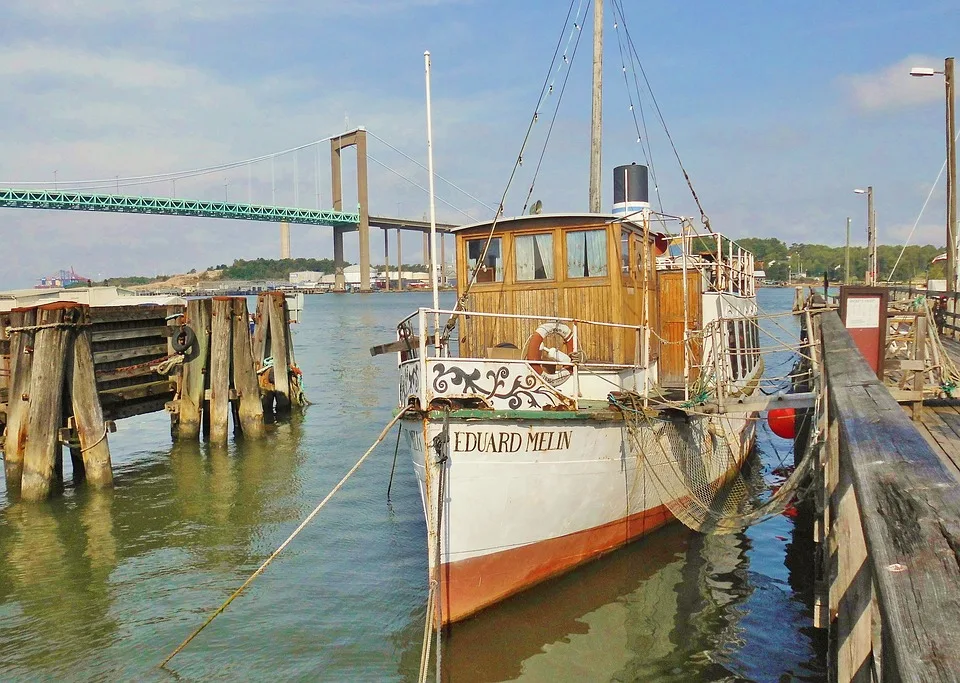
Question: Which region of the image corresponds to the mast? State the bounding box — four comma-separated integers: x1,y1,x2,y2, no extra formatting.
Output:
588,0,603,213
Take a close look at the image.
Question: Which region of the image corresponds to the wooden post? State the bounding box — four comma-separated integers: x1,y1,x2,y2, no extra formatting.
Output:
231,298,265,437
267,292,291,411
209,297,233,443
20,303,77,501
252,294,268,366
4,308,36,495
68,306,113,487
176,299,211,440
913,315,927,420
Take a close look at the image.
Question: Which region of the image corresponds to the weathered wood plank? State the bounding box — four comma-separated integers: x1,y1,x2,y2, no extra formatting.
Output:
91,326,171,343
20,304,76,501
208,297,232,443
265,292,290,411
99,379,176,403
104,395,174,422
92,344,168,364
68,310,113,488
2,309,35,495
917,408,960,474
176,299,210,440
822,310,960,681
231,297,264,438
89,306,177,324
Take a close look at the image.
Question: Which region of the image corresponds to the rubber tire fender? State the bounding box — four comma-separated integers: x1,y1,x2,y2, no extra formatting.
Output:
172,324,198,354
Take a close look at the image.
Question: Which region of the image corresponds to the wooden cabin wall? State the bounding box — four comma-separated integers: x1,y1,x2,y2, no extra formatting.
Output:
657,270,703,387
456,220,655,366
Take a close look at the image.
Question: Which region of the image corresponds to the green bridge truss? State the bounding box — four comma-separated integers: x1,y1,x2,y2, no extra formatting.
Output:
0,188,361,228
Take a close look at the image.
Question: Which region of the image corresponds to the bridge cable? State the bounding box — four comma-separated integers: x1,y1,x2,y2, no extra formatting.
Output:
2,136,339,189
367,130,496,212
367,154,481,221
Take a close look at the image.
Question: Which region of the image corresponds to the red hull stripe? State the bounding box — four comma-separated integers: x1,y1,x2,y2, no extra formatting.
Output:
438,503,674,624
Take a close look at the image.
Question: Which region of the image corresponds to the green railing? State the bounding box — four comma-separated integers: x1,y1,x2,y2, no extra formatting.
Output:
0,188,360,228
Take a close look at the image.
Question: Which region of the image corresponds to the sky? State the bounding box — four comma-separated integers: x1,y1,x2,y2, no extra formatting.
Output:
0,0,957,287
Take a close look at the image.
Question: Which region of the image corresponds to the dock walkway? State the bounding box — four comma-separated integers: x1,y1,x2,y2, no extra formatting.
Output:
913,338,960,476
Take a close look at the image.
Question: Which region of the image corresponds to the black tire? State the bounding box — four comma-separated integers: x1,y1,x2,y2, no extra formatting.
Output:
172,324,198,354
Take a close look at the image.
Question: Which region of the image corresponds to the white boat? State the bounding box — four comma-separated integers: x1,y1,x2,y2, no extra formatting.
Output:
382,5,764,626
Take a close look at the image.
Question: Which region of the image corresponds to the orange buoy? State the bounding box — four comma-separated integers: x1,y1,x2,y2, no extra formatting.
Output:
767,407,796,440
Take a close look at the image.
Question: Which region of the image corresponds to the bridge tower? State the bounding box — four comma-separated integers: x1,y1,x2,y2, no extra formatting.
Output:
330,128,371,292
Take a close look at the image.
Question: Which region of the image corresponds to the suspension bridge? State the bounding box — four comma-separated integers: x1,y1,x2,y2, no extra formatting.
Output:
0,128,478,292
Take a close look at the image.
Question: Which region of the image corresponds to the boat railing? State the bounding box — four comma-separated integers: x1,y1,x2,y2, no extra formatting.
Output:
396,307,653,410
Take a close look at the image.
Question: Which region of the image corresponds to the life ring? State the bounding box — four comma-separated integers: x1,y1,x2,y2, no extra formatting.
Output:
525,321,575,381
172,324,198,354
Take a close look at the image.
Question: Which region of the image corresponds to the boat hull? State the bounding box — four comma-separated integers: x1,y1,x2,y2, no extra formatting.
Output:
404,410,755,624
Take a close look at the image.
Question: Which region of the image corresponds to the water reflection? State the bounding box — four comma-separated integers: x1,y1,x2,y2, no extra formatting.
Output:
0,414,306,679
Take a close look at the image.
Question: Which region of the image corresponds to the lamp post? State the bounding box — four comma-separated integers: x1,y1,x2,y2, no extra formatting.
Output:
845,216,851,284
854,187,876,285
911,58,957,299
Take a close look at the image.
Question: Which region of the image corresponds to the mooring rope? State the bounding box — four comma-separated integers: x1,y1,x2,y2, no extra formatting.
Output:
159,406,411,670
5,321,90,334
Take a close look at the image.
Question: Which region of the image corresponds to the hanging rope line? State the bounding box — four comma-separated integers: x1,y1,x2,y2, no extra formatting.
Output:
440,0,589,340
886,126,960,282
520,0,590,214
159,407,410,670
612,0,710,230
367,154,479,221
366,130,496,213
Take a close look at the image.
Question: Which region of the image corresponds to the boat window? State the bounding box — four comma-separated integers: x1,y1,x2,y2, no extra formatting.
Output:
567,229,609,279
466,237,503,283
515,233,554,281
728,322,740,381
621,230,630,275
738,321,749,376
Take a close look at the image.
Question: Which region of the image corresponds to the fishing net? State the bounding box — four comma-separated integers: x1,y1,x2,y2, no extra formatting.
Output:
609,388,822,535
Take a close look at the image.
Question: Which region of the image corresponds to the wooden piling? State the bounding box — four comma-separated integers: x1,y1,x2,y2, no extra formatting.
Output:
3,308,36,495
177,299,211,440
231,298,265,438
209,298,233,444
20,303,77,502
68,307,113,488
266,292,291,411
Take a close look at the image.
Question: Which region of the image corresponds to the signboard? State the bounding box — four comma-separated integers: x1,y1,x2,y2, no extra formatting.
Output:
839,287,888,378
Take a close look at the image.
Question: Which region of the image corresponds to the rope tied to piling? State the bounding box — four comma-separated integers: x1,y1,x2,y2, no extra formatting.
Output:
5,321,91,335
154,355,184,375
159,405,411,670
80,425,109,453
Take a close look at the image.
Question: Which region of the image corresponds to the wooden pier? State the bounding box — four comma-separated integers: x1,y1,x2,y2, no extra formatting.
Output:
0,292,304,501
807,290,960,681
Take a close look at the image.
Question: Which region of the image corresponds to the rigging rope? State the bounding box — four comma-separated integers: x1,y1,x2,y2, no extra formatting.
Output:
886,126,960,282
612,0,711,230
159,406,410,670
440,0,589,340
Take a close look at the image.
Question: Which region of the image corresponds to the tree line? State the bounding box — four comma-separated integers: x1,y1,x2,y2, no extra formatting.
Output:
736,237,944,283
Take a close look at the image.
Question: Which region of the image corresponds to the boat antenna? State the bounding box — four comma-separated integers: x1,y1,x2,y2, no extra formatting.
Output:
424,51,441,347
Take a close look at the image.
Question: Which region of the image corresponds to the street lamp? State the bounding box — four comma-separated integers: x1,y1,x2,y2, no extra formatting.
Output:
910,58,956,297
854,187,876,285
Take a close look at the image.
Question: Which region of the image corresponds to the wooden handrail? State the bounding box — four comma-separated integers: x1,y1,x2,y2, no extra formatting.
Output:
821,310,960,679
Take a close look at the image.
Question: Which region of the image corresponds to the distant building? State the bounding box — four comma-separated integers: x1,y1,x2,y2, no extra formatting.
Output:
289,271,326,286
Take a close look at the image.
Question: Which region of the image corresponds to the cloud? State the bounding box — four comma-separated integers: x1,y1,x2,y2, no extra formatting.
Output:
7,0,475,22
841,54,945,112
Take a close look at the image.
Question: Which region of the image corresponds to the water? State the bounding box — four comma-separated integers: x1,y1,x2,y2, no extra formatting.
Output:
0,288,825,681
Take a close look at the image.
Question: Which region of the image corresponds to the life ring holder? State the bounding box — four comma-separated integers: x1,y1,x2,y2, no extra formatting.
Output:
172,324,198,355
524,321,575,384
